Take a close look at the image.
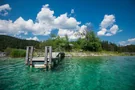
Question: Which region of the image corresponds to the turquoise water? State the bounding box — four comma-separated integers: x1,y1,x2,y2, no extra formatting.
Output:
0,56,135,90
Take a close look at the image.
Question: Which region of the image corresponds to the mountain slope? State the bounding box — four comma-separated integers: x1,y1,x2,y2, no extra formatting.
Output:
0,35,39,51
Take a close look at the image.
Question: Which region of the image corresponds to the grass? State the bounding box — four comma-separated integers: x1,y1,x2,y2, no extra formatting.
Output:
5,48,26,57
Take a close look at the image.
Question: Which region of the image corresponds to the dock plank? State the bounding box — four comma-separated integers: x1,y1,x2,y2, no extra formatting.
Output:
32,52,60,61
32,57,58,61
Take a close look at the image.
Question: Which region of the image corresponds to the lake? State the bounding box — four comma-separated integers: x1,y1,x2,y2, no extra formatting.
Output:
0,56,135,90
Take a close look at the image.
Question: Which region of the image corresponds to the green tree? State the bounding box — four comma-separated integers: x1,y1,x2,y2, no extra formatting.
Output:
82,30,102,51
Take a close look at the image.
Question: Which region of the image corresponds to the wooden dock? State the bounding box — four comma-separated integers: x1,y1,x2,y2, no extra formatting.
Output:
25,46,65,69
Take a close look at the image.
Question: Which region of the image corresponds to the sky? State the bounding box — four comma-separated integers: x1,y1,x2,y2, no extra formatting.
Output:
0,0,135,46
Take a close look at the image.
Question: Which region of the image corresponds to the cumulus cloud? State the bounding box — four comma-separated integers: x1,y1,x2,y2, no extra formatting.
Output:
110,25,118,34
119,38,135,46
100,15,115,28
58,29,74,37
71,9,74,14
36,4,55,24
97,14,121,36
0,4,87,40
0,4,11,16
58,29,78,40
54,13,80,29
0,4,90,41
105,33,112,36
0,17,38,35
97,28,107,36
26,36,39,41
57,24,89,40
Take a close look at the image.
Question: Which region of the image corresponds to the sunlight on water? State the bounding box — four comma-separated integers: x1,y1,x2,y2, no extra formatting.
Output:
0,56,135,90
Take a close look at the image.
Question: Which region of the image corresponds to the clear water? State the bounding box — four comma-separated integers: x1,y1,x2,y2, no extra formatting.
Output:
0,56,135,90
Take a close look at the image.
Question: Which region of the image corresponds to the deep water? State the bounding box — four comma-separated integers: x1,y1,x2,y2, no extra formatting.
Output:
0,56,135,90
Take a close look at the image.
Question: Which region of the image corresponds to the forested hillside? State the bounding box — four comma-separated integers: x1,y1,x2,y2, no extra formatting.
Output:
0,35,39,51
0,33,135,52
101,41,135,52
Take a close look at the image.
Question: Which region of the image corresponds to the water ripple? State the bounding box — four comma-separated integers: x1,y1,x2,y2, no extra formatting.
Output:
0,57,135,90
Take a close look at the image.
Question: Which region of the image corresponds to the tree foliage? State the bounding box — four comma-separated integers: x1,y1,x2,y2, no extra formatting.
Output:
0,35,39,51
0,33,135,53
82,30,102,51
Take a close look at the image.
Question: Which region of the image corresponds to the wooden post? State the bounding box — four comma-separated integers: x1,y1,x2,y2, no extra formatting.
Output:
49,46,52,65
30,46,33,66
25,46,29,65
48,46,52,69
44,46,48,65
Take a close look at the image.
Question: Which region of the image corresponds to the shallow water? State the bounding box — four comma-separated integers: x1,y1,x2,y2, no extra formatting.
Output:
0,56,135,90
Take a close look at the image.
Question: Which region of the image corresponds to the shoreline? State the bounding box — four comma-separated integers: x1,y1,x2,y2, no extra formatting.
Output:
65,52,135,57
0,51,135,58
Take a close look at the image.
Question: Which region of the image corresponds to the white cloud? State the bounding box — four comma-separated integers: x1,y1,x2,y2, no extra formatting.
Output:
0,17,36,35
71,9,74,14
105,33,112,36
57,28,79,40
54,13,80,29
97,14,121,36
0,4,11,11
110,25,118,34
58,29,74,37
58,25,88,40
97,28,107,36
69,34,79,40
26,36,39,41
0,19,18,35
119,38,135,46
118,30,123,32
100,15,115,28
0,4,89,41
36,4,55,24
128,38,135,42
0,4,11,16
58,29,76,40
79,25,87,34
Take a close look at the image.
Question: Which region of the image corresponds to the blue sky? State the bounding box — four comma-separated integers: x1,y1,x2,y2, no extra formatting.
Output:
0,0,135,45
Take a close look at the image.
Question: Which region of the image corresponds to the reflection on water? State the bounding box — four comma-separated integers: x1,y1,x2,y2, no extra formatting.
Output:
0,56,135,90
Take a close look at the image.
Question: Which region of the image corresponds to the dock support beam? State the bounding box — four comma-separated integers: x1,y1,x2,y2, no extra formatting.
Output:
25,46,33,66
44,46,48,68
49,46,52,64
25,46,29,65
29,46,33,66
48,46,52,69
44,46,52,69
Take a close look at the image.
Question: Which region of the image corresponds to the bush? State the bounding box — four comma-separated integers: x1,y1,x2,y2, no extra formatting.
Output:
4,47,12,56
5,48,26,57
10,49,26,57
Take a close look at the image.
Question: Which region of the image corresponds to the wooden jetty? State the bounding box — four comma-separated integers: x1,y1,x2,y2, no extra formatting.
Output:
25,46,65,69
